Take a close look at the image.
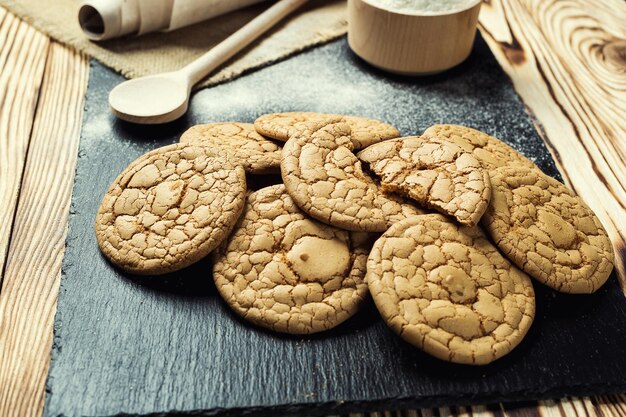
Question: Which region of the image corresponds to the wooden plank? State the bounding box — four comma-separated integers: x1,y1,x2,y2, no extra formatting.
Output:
347,394,624,416
0,7,49,278
0,41,88,417
537,398,592,417
596,395,626,417
478,0,626,292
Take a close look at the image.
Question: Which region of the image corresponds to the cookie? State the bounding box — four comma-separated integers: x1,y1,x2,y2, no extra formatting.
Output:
254,111,400,149
482,166,614,293
423,124,538,171
367,214,536,365
358,136,491,226
180,122,282,175
96,144,246,275
255,112,342,142
342,115,402,149
213,185,370,334
281,121,425,232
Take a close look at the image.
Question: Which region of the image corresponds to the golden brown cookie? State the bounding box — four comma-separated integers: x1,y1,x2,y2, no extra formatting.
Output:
281,121,424,232
254,112,342,142
96,144,246,275
423,124,538,171
342,115,402,149
254,111,400,149
358,136,491,226
213,185,370,334
482,166,614,294
367,214,536,365
179,122,282,175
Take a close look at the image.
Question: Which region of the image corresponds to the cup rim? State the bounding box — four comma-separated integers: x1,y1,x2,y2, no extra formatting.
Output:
360,0,482,17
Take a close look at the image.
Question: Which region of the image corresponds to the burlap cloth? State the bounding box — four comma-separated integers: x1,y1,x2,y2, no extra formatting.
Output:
1,0,347,88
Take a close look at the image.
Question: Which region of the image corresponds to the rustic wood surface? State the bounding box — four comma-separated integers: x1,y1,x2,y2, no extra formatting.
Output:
0,0,624,416
0,17,89,415
0,8,48,277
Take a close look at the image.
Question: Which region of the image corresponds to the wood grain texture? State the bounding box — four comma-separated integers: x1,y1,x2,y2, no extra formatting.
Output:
477,0,626,292
594,395,626,417
0,7,49,278
343,398,626,417
0,41,88,416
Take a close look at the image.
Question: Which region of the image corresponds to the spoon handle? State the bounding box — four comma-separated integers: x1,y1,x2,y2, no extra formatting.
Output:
180,0,310,86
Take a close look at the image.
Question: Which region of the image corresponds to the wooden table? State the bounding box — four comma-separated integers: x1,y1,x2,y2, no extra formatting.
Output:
0,1,624,416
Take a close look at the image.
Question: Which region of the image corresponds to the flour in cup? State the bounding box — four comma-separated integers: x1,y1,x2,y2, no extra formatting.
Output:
366,0,478,14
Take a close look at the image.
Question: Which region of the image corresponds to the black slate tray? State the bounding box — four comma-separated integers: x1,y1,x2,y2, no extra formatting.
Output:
44,36,626,417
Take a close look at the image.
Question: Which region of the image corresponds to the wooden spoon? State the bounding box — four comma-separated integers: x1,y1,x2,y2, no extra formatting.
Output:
109,0,309,124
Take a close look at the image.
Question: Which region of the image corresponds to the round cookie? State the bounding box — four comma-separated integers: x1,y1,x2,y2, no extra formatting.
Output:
482,166,614,294
96,144,246,275
281,121,425,232
254,112,342,142
342,115,402,149
423,124,538,171
213,185,370,334
254,111,400,149
358,136,491,226
367,214,536,365
180,122,282,175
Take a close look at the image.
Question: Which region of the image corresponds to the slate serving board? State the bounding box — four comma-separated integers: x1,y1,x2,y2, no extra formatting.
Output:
44,36,626,417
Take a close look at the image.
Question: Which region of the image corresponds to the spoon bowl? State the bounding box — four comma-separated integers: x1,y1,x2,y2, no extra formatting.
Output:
109,74,190,124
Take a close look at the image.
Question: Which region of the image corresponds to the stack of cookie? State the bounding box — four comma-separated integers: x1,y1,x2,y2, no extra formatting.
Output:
95,112,615,365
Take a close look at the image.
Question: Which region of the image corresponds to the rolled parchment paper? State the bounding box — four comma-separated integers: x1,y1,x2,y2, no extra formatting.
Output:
78,0,270,41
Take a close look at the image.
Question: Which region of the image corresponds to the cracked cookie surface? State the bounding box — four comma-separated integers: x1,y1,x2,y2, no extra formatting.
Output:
482,166,614,293
180,122,282,175
423,124,537,171
213,185,370,334
281,121,425,232
367,214,535,365
96,144,246,275
358,136,491,226
255,111,400,149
